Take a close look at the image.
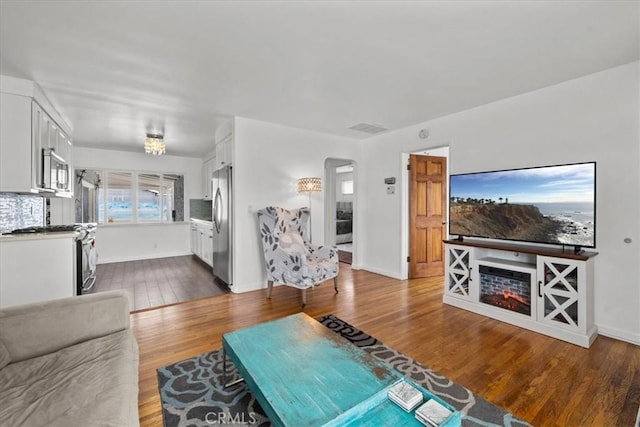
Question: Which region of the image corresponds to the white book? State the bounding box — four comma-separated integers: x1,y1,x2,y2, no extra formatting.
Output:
387,381,424,412
388,392,422,412
415,399,452,426
415,412,438,427
388,381,422,402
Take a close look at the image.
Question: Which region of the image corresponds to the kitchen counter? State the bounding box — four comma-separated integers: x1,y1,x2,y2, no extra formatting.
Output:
190,218,213,225
0,231,78,242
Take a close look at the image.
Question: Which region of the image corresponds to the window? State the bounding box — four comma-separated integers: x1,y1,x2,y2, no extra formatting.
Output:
341,180,354,195
79,169,184,225
105,172,133,223
138,174,161,222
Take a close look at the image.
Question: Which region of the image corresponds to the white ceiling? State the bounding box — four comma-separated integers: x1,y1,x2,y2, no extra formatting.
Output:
1,1,638,158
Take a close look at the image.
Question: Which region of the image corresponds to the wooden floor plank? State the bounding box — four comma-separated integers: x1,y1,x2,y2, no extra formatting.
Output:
131,263,640,426
91,255,229,311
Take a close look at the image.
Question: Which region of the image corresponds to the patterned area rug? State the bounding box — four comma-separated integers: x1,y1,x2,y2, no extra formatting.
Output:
157,314,530,427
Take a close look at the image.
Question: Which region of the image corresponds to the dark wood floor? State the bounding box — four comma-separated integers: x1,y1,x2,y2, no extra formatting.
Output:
338,249,352,264
92,255,229,311
131,264,640,427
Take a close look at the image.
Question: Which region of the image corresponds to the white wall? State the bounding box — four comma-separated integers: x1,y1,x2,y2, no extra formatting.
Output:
73,147,204,263
232,117,360,293
360,61,640,344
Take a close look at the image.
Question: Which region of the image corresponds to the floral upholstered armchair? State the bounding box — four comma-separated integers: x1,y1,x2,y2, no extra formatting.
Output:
257,206,339,306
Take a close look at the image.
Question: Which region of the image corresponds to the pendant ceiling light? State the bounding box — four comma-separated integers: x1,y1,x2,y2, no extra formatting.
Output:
144,134,165,155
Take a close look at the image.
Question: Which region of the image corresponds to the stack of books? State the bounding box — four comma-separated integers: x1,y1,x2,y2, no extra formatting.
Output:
387,380,424,412
415,398,453,426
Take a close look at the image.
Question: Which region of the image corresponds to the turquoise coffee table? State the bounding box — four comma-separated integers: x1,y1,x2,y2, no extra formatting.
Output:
222,313,460,426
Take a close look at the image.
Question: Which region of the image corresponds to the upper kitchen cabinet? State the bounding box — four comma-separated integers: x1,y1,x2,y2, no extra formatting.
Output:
0,75,73,197
1,90,36,193
202,156,215,200
213,119,234,171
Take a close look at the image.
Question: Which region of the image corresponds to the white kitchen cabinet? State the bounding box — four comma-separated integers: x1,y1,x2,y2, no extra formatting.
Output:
214,135,233,171
213,119,233,171
190,219,213,267
56,128,72,167
47,119,58,151
190,223,199,254
0,75,73,195
203,227,214,267
0,233,76,308
202,158,215,200
0,93,36,193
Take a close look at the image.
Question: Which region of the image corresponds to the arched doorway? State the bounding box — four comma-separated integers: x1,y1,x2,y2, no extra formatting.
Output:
325,158,357,266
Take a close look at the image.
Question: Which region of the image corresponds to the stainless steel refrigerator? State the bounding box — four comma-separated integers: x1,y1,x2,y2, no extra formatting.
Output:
212,165,232,286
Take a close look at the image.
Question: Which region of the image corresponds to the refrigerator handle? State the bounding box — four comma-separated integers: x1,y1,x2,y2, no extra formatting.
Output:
213,187,222,233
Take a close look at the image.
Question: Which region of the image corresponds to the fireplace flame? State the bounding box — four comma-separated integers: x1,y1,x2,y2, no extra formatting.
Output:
503,290,530,306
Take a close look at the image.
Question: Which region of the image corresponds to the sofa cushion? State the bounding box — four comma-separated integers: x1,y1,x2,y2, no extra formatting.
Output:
0,340,10,370
0,328,139,427
0,290,130,364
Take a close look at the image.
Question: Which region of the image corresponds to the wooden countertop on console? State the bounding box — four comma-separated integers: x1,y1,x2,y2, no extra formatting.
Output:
443,238,598,261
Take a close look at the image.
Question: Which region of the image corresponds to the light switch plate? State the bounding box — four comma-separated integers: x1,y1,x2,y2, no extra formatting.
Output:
387,185,395,195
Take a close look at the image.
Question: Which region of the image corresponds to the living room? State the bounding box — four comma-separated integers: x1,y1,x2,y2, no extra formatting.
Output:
0,1,638,426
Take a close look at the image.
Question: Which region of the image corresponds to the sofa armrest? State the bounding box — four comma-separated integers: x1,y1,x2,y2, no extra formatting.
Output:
0,290,131,364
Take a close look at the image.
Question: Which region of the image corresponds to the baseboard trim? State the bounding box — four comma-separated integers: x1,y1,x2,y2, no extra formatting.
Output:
98,251,193,264
597,325,640,346
359,265,402,280
230,281,268,294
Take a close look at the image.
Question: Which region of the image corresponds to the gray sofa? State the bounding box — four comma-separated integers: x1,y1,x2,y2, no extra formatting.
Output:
0,290,139,426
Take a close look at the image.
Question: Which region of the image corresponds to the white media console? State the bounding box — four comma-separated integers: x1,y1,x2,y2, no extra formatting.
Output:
443,239,598,348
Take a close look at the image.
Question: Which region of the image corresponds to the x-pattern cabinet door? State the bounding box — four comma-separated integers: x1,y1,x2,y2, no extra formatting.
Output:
444,245,474,300
536,257,585,332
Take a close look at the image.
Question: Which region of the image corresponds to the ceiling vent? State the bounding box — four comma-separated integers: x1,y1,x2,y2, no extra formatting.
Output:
348,123,388,134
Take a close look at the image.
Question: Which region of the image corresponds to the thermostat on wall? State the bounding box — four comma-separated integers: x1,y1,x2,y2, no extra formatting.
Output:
384,177,396,184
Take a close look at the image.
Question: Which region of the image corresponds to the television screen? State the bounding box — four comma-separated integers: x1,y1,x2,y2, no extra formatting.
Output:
449,162,596,248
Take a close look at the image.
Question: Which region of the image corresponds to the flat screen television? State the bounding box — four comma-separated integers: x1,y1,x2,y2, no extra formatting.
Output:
449,162,596,249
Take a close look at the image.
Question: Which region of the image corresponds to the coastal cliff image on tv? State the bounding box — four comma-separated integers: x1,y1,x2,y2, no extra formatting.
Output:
449,162,595,248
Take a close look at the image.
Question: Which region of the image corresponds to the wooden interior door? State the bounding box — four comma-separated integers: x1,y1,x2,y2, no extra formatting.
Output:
409,155,447,278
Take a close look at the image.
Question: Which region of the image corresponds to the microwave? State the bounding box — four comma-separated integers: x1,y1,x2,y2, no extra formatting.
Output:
42,148,70,194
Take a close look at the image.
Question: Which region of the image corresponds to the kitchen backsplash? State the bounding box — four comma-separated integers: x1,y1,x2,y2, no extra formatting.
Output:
189,199,212,221
0,193,45,233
